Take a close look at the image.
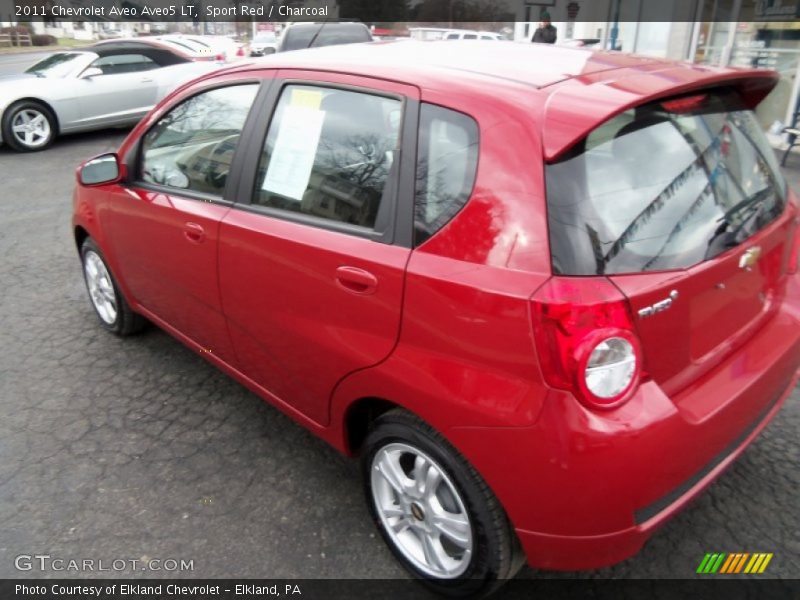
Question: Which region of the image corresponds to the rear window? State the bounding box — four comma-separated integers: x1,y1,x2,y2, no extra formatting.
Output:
546,89,787,275
281,24,372,52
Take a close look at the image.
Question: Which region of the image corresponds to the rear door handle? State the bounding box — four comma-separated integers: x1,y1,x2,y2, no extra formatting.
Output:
141,77,154,83
335,266,377,295
183,222,205,244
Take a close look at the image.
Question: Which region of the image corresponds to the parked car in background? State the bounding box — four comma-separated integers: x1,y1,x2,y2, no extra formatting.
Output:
408,27,459,40
203,35,245,61
276,22,373,52
153,35,218,61
370,27,409,41
91,37,218,63
250,32,278,56
72,42,800,595
159,35,244,62
0,42,218,151
442,30,507,41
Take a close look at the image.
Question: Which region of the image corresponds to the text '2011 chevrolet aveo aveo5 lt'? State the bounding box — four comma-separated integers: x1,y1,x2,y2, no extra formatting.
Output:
72,42,800,595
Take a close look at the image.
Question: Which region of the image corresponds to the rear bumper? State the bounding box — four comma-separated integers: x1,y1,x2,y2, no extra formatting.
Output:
447,279,800,571
515,376,795,570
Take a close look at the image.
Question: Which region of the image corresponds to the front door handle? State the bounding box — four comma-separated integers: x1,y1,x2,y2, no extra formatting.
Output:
335,266,377,295
183,222,205,244
141,77,154,83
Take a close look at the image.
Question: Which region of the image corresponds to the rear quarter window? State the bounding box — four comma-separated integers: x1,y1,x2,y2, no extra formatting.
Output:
546,89,787,275
414,104,479,246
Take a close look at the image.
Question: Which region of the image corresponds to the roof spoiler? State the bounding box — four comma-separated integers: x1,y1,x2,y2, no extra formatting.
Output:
542,67,779,163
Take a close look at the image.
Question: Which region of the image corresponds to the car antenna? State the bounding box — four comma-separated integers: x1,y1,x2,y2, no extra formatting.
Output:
306,18,328,49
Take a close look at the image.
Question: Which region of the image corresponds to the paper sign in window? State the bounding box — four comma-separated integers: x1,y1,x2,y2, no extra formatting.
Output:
290,88,323,110
262,106,325,201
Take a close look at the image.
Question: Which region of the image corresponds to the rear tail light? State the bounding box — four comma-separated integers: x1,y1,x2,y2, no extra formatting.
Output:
660,93,708,114
530,278,643,409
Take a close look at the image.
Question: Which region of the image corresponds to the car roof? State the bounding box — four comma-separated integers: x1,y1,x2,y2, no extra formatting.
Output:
238,40,665,89
213,40,779,160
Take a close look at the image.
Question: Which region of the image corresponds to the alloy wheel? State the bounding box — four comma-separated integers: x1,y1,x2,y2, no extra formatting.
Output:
84,251,118,325
370,442,474,578
11,109,51,149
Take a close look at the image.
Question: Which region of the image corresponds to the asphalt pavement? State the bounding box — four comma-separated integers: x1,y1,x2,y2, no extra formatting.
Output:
0,129,798,583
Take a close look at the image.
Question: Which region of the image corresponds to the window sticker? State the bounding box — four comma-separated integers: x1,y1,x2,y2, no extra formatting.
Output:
289,88,323,110
262,105,325,201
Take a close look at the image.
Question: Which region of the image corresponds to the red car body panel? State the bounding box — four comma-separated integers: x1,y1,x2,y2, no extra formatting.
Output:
103,188,239,365
218,202,411,426
542,67,778,161
72,42,800,571
611,206,797,397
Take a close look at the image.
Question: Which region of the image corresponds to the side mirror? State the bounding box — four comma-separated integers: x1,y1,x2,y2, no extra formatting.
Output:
80,67,103,79
78,153,122,186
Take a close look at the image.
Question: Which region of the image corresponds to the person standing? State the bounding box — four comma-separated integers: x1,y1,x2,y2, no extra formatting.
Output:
532,12,557,44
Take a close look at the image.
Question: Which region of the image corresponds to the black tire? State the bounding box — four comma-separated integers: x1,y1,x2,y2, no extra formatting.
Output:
80,238,146,336
2,100,57,152
362,409,524,597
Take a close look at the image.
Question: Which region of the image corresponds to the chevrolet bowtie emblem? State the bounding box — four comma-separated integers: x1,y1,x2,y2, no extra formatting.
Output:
739,246,762,271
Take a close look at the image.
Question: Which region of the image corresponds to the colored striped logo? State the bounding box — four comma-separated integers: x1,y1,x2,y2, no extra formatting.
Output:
696,553,773,574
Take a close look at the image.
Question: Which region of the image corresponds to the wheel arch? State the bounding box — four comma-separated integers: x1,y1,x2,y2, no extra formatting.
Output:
74,225,90,254
342,396,402,456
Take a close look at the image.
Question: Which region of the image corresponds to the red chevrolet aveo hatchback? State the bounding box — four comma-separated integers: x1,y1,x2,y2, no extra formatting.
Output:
72,42,800,594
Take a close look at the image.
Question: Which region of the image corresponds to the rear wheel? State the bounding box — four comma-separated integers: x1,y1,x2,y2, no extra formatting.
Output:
362,409,524,596
80,238,146,336
2,100,57,152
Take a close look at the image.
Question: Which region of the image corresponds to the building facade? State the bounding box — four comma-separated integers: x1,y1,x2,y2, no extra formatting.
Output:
513,0,800,132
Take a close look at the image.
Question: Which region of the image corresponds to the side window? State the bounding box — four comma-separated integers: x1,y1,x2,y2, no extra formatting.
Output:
445,33,460,40
463,34,478,40
253,85,402,231
414,104,479,246
140,84,258,196
90,54,158,75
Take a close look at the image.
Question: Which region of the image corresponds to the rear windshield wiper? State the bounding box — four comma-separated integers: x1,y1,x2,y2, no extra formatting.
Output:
720,187,772,224
705,187,773,257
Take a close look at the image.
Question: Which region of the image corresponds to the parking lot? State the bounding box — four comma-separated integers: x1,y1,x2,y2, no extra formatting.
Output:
0,56,798,582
